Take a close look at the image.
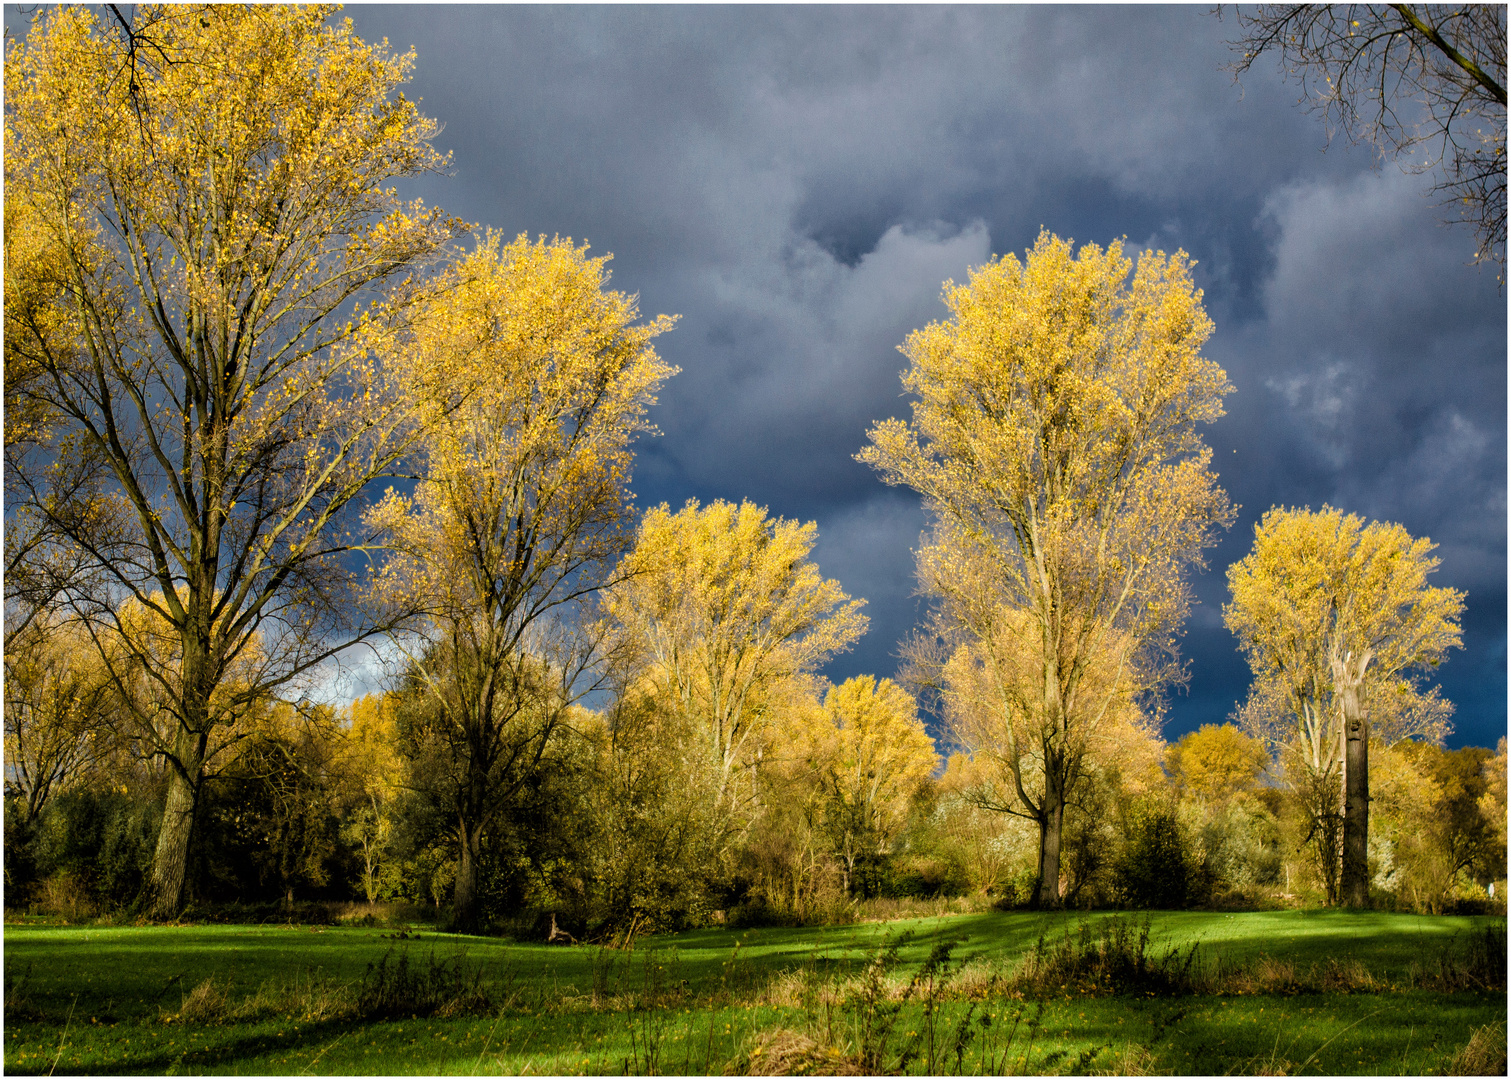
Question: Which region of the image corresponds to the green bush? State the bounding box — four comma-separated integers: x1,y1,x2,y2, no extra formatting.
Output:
1115,801,1194,909
1193,800,1282,897
30,788,159,910
884,852,971,898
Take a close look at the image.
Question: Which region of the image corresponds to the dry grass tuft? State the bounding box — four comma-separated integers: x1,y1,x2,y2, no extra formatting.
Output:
224,970,356,1024
950,956,1009,1000
1094,1043,1158,1076
166,977,230,1024
1318,957,1384,993
1445,1021,1507,1076
1251,956,1297,991
760,969,815,1009
743,1029,869,1076
853,894,993,923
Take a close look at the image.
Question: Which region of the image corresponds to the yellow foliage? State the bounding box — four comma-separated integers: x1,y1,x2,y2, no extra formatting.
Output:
337,692,404,903
366,232,676,636
1225,505,1463,780
359,232,675,925
939,605,1160,808
341,693,403,802
5,5,463,913
1481,738,1508,858
1166,722,1269,805
3,616,114,821
787,676,939,856
606,499,868,815
858,231,1233,905
109,591,274,754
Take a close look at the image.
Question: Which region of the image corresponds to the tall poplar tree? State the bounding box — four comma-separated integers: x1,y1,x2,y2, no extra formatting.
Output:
364,234,676,931
860,231,1234,907
605,499,868,831
1225,505,1464,907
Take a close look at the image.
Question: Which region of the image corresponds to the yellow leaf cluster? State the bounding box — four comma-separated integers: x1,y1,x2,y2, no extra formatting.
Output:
366,233,677,632
1165,723,1269,805
786,676,939,851
3,615,115,820
606,499,868,812
1225,505,1464,781
3,5,463,792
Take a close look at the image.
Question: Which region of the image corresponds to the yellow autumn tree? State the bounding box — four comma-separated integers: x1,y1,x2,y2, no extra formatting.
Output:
862,231,1234,907
787,676,939,893
2,614,116,826
364,233,676,930
605,499,868,834
1482,738,1508,881
4,5,460,917
937,601,1166,902
1166,723,1270,805
338,693,405,903
1225,505,1464,906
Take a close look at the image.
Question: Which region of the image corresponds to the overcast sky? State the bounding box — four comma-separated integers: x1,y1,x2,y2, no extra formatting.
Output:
339,6,1505,749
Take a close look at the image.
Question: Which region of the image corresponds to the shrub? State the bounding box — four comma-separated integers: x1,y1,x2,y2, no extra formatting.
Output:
726,895,799,930
1012,916,1202,997
884,852,971,899
1193,801,1282,896
354,946,494,1019
1116,801,1195,909
30,789,159,911
35,870,97,922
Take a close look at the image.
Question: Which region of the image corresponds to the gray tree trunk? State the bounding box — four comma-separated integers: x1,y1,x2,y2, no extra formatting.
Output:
452,821,482,932
1341,687,1370,908
148,735,205,919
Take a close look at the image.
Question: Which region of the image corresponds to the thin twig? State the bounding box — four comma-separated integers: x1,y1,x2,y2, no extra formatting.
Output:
301,1031,346,1076
47,994,78,1077
1295,1006,1394,1074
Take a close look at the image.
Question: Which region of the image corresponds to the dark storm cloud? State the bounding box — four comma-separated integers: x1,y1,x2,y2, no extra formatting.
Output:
345,6,1504,747
1201,166,1506,747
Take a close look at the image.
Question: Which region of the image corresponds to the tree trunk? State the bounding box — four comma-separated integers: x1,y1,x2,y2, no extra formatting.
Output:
148,767,200,919
452,820,482,932
148,725,208,920
1033,774,1065,908
1340,688,1370,908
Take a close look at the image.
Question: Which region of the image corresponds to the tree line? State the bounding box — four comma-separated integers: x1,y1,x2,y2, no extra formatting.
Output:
4,6,1505,933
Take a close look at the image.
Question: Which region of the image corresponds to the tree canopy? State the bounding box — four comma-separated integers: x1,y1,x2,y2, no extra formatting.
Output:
364,232,676,930
605,499,868,824
861,230,1234,907
3,3,461,916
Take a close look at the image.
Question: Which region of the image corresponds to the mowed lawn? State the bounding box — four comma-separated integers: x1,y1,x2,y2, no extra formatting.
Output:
5,910,1504,1075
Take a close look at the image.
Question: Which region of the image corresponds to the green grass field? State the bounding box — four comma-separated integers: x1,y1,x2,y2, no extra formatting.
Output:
5,910,1504,1075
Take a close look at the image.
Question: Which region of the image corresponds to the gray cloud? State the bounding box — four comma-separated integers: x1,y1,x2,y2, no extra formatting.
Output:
344,5,1503,747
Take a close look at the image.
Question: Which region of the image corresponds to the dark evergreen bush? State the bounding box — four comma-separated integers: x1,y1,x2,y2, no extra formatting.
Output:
1115,801,1194,908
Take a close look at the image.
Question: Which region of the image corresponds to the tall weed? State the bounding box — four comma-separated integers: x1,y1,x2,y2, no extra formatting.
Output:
1446,1021,1507,1076
1011,916,1202,997
354,946,495,1019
